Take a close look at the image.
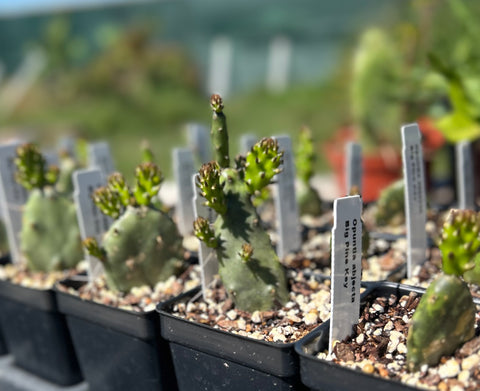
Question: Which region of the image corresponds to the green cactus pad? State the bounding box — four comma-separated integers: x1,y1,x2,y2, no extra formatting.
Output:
20,188,83,271
406,274,475,372
213,168,289,312
210,94,230,168
374,180,405,226
101,205,184,292
439,209,480,278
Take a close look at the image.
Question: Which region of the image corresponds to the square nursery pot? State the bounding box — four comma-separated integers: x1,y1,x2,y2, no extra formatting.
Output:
295,281,429,391
158,286,314,391
55,279,178,391
0,278,83,386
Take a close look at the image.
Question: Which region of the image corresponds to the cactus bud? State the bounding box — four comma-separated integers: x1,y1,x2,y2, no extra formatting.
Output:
108,172,131,207
133,162,163,206
239,243,253,263
197,162,227,215
193,217,218,248
210,94,230,168
83,237,106,262
92,186,123,219
15,143,52,190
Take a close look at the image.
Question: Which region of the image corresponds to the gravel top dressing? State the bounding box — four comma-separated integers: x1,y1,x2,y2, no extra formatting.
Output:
320,291,480,390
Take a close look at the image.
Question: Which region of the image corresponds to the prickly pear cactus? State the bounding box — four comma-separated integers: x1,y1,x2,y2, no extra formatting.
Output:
406,274,475,372
295,126,322,216
193,95,289,312
15,143,83,272
439,209,480,282
374,180,405,226
84,163,184,292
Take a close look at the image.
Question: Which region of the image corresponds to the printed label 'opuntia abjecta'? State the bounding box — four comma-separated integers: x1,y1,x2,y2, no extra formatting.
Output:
173,148,196,236
346,142,362,195
329,195,362,355
402,123,427,279
273,135,301,259
73,168,112,280
87,141,115,178
0,142,28,263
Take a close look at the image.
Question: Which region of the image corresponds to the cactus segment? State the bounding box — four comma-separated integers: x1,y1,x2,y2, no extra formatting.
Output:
210,94,230,168
15,143,56,190
15,143,83,272
86,162,184,292
406,274,475,372
20,188,83,271
374,180,405,226
100,205,184,292
244,138,283,195
439,209,480,278
193,217,218,249
194,94,289,312
197,161,227,215
56,151,79,195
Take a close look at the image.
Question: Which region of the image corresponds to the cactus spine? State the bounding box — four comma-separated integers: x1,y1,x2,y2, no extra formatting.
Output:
194,95,289,312
84,163,184,292
295,126,322,216
406,209,478,371
15,143,83,272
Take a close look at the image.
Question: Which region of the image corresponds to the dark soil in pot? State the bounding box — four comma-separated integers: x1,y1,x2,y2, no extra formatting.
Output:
298,282,480,391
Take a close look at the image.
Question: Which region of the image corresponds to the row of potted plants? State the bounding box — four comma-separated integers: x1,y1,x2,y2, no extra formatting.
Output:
0,91,477,391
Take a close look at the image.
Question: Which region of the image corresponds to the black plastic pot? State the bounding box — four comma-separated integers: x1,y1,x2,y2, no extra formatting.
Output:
158,287,313,391
0,279,83,386
295,282,428,391
55,279,178,391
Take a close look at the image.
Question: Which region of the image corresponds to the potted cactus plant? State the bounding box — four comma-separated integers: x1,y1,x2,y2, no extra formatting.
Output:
55,161,198,391
0,143,84,386
296,208,480,391
157,95,333,391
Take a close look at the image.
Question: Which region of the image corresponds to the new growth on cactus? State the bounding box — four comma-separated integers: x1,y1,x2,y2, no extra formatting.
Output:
406,209,477,371
193,94,289,313
84,162,185,292
15,143,83,272
295,126,322,216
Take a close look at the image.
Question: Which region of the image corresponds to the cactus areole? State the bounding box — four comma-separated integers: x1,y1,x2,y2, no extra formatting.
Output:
15,143,83,272
194,95,289,313
84,163,184,292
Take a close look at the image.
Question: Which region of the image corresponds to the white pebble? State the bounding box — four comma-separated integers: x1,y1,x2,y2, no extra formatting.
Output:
251,311,262,324
226,310,237,320
303,311,318,326
372,304,384,313
373,329,382,336
397,343,407,354
458,370,470,383
384,321,394,331
356,334,365,344
438,359,460,379
462,354,480,371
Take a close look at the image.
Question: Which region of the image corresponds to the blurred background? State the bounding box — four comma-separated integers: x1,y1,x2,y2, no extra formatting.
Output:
0,0,479,186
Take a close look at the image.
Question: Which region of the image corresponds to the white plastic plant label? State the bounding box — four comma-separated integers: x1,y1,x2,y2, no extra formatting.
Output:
401,123,427,279
192,174,218,299
73,169,112,281
273,135,301,259
87,141,115,178
456,141,474,210
345,142,362,195
187,123,211,165
0,142,28,263
329,195,362,355
239,134,257,154
173,148,196,236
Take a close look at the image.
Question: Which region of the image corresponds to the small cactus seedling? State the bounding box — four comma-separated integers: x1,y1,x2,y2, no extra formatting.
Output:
295,126,322,216
84,163,185,292
15,143,83,272
439,209,480,282
193,95,289,313
406,274,475,372
406,209,478,371
374,180,405,226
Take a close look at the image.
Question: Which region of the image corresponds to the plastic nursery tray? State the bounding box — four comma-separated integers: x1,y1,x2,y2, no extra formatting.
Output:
158,287,314,391
0,279,83,386
295,281,427,391
55,278,178,391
